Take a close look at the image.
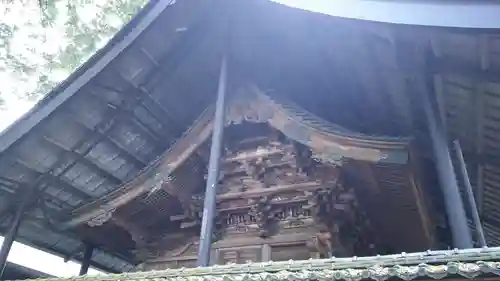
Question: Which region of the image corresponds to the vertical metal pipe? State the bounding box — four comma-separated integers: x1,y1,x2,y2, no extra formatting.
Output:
420,85,473,248
197,56,227,266
0,186,35,278
79,244,94,275
453,140,487,247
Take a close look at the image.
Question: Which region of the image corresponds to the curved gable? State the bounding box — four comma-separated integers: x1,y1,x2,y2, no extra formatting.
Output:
62,85,412,229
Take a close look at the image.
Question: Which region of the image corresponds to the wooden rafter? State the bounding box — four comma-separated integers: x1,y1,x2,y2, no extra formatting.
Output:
61,105,216,229
42,136,123,185
61,85,411,229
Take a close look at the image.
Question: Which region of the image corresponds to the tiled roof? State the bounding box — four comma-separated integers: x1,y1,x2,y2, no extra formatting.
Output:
21,248,500,281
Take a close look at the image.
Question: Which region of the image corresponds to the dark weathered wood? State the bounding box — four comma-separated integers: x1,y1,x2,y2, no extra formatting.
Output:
42,136,123,185
64,86,414,230
394,32,473,248
61,105,215,229
0,184,36,279
419,55,473,249
138,116,387,269
453,140,486,247
10,159,94,203
431,56,500,84
79,244,94,276
475,36,488,221
407,147,434,246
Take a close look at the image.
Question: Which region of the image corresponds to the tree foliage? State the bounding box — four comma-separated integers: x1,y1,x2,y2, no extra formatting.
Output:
0,0,147,108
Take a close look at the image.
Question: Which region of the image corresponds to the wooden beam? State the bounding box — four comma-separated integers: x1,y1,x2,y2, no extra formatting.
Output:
60,104,216,229
407,153,434,247
42,136,123,185
0,97,142,230
433,75,447,130
111,215,148,246
217,181,326,201
431,56,500,83
0,0,175,154
476,122,485,214
396,34,473,248
65,112,147,168
94,82,182,141
197,56,228,266
474,36,489,219
14,160,94,202
79,244,94,276
92,83,208,167
88,88,170,152
44,175,95,202
0,184,36,278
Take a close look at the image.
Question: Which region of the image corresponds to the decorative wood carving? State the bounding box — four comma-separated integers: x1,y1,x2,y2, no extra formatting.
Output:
248,196,274,237
227,86,409,164
86,207,115,227
136,121,377,270
64,85,410,232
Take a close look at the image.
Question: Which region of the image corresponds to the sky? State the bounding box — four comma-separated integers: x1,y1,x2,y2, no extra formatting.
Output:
0,0,68,132
0,236,101,277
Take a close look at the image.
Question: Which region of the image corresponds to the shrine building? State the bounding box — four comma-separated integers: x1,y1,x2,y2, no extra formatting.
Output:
0,0,499,280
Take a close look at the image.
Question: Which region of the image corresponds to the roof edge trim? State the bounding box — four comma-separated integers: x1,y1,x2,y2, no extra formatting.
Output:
61,105,216,229
0,0,174,153
241,86,410,164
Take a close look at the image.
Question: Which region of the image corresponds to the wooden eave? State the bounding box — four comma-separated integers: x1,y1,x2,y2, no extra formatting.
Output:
0,0,221,272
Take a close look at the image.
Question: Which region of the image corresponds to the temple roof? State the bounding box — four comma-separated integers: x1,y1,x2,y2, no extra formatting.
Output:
1,0,500,273
15,248,500,281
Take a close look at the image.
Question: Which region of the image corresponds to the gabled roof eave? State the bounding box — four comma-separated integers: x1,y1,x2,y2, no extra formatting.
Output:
0,0,175,154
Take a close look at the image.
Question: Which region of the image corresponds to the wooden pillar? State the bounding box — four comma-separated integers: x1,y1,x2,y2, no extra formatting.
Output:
79,244,94,276
197,56,228,266
453,140,487,247
0,185,35,279
419,73,473,249
395,34,473,249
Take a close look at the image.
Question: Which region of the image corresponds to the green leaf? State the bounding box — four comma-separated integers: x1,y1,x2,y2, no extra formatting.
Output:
1,0,148,103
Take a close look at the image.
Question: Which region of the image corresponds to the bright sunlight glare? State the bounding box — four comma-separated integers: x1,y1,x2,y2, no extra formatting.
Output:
0,236,102,277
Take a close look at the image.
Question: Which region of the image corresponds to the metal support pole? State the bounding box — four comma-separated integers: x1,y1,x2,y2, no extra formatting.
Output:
420,83,473,249
197,56,227,266
453,140,487,247
79,244,94,275
0,186,35,278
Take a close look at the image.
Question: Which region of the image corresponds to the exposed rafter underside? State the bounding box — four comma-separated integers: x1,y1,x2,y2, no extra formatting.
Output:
62,85,411,229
